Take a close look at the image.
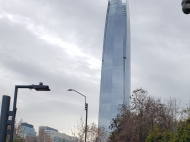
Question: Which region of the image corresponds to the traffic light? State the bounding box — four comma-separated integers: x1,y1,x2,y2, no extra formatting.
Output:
182,0,190,14
85,103,88,111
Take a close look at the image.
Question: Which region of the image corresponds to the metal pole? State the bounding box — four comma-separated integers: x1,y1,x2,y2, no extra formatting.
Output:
85,103,88,142
0,95,11,142
68,89,88,142
10,86,18,142
73,90,86,103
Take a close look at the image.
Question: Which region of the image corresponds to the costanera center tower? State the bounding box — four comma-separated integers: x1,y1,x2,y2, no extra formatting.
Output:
98,0,131,132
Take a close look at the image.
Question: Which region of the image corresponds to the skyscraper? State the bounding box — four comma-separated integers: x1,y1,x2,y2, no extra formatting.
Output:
98,0,131,132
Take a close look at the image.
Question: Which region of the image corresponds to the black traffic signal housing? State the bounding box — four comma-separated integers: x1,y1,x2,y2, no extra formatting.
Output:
85,103,88,111
182,0,190,14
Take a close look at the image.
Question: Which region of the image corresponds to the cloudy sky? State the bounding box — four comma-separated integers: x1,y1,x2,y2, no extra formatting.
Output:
0,0,190,135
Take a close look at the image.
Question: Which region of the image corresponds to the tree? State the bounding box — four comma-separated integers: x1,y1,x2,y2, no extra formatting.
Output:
146,124,174,142
13,119,24,142
70,117,108,142
96,126,109,142
146,118,190,142
109,88,179,142
172,118,190,141
109,104,136,142
23,136,38,142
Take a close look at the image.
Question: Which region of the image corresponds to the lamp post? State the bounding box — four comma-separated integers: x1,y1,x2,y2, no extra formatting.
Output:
9,82,50,142
67,89,88,142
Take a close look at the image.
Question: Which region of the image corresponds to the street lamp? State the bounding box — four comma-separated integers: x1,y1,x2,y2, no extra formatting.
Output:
9,82,50,142
67,89,88,142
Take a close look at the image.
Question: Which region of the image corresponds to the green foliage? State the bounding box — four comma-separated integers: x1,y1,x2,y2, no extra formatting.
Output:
146,125,174,142
13,140,22,142
13,136,23,142
172,118,190,142
146,118,190,142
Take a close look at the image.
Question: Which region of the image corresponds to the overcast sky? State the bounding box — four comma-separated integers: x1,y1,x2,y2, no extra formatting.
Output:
0,0,190,135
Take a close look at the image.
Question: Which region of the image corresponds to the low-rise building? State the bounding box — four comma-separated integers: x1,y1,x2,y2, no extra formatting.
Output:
39,126,78,142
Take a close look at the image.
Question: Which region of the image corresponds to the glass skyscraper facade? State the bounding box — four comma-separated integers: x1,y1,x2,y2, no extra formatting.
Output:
98,0,131,132
21,123,36,138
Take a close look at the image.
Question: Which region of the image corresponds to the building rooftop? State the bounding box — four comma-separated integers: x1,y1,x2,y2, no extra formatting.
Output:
21,123,34,128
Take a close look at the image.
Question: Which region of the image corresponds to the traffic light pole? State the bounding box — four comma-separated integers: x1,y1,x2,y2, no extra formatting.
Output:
0,83,50,142
85,103,88,142
10,86,19,142
0,95,11,142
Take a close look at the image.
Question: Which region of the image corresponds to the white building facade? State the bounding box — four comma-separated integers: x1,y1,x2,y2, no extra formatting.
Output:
39,126,78,142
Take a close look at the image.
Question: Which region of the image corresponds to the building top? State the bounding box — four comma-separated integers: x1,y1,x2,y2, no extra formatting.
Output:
21,123,34,128
39,126,58,132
